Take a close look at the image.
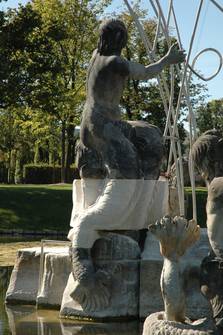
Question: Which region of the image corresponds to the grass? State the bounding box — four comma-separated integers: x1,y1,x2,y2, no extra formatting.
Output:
0,184,208,233
0,184,72,232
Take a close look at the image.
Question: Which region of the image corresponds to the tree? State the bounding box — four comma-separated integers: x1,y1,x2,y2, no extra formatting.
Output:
0,2,208,183
196,98,223,134
0,0,110,182
119,10,208,146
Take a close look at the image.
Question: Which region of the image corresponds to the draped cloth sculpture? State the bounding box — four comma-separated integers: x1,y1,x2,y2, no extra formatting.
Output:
62,19,185,317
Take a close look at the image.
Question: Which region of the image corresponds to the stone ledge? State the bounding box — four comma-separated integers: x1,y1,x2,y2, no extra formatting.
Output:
5,246,69,305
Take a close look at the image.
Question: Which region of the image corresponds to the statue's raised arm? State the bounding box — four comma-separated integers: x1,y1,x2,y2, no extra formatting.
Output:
128,43,186,80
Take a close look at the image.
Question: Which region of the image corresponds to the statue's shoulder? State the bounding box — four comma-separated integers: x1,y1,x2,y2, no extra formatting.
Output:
106,55,129,76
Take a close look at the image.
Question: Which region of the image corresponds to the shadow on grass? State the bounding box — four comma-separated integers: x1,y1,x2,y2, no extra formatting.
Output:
0,185,72,232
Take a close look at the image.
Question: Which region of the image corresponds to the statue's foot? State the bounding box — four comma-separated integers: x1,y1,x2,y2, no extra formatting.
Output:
70,269,111,311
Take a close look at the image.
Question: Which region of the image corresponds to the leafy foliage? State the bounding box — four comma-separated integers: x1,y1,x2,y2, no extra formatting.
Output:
196,98,223,134
0,1,208,183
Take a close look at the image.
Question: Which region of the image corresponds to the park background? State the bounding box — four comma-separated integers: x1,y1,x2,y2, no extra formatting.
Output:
0,0,223,235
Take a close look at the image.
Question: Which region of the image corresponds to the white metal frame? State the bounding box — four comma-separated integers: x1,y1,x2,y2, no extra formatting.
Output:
124,0,223,222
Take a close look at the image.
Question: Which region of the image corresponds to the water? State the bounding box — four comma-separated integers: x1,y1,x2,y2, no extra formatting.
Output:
0,266,140,335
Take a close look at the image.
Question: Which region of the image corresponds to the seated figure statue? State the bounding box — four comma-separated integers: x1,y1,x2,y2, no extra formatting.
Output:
77,19,185,180
67,19,186,313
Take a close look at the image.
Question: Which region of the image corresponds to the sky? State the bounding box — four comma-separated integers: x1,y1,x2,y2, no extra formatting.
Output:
1,0,223,102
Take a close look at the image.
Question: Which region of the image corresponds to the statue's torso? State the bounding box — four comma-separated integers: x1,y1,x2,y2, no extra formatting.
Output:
80,51,130,146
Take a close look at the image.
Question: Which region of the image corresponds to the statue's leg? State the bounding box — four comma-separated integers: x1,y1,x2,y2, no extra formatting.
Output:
101,120,141,179
69,246,111,311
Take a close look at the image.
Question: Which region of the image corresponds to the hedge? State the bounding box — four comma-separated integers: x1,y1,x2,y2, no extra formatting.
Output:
23,164,79,184
186,187,207,228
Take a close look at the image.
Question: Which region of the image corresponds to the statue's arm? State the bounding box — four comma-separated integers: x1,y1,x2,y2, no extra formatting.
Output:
128,44,186,80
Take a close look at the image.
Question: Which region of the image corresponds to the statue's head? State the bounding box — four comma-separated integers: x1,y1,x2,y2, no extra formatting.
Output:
192,130,223,185
98,19,128,55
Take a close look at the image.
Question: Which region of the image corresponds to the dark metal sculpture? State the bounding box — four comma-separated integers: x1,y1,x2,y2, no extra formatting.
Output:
70,18,185,312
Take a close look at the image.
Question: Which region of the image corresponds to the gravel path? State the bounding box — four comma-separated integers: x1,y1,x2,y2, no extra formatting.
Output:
0,240,69,266
0,241,41,266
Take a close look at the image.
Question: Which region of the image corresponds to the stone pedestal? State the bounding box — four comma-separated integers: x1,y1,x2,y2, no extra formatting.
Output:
140,229,212,319
37,252,71,308
60,234,140,320
5,247,69,305
6,229,213,322
142,312,215,335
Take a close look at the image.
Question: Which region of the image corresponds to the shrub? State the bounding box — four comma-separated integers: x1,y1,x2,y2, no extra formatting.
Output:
23,164,79,184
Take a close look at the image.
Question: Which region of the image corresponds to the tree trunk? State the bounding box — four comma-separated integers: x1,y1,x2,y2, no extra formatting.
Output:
7,149,16,184
34,142,40,164
15,148,23,184
65,119,75,182
61,120,66,183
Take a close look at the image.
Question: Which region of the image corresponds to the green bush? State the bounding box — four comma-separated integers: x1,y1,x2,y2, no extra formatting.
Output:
23,164,79,184
186,187,207,228
0,166,8,183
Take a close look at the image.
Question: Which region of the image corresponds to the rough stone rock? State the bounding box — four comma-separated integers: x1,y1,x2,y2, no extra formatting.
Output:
5,247,69,305
140,229,212,319
37,252,71,308
142,312,215,335
60,233,140,320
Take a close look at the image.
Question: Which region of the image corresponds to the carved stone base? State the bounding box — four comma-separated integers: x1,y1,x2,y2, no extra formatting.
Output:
5,247,69,305
142,312,215,335
37,252,71,308
60,234,140,320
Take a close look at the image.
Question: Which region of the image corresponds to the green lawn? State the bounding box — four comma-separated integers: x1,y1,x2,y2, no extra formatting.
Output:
0,184,208,233
0,184,72,232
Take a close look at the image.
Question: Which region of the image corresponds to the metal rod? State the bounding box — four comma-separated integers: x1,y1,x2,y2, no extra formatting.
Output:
210,0,223,12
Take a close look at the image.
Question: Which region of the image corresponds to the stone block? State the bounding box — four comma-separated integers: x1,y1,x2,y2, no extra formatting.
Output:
5,246,69,305
37,252,71,308
5,248,41,304
140,229,212,319
60,234,140,320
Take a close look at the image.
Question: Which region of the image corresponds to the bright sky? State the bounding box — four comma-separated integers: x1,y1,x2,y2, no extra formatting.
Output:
1,0,223,102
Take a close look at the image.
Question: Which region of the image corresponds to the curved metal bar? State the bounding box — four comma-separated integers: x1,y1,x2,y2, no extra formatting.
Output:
189,48,223,82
